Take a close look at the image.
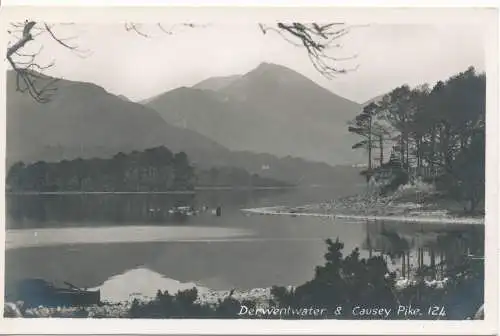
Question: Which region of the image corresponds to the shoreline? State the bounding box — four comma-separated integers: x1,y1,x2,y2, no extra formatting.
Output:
238,180,486,225
5,186,296,195
3,286,274,318
3,274,473,318
241,206,484,225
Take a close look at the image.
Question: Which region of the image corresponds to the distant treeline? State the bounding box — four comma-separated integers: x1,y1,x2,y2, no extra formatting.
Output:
349,67,485,213
6,146,290,192
196,166,290,188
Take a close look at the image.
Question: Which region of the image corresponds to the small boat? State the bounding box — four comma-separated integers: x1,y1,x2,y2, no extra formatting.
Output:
14,278,101,308
168,206,196,217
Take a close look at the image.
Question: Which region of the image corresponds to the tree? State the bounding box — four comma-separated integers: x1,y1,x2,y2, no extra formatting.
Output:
407,85,431,169
443,126,485,213
7,147,197,192
6,161,25,190
419,68,485,174
372,120,392,166
348,102,378,172
353,67,486,212
377,85,416,169
7,21,358,103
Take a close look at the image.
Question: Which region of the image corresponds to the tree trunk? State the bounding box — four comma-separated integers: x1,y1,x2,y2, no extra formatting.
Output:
405,134,410,168
429,126,436,172
417,248,421,269
442,124,453,173
400,136,405,166
402,254,406,278
368,137,372,170
368,117,373,171
407,252,411,278
416,138,422,169
379,135,384,164
430,248,435,269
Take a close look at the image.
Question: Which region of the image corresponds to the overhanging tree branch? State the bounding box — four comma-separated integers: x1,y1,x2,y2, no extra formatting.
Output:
6,20,91,103
259,22,360,79
8,21,358,103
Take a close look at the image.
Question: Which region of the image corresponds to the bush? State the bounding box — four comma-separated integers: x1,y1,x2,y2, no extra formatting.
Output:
380,169,409,196
126,237,483,320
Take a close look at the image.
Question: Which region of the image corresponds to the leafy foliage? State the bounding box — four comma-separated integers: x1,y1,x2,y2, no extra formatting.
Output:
349,67,485,213
7,146,194,192
6,146,289,192
129,288,259,319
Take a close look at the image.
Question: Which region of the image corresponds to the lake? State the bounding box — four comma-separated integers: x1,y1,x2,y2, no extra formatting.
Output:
4,187,484,302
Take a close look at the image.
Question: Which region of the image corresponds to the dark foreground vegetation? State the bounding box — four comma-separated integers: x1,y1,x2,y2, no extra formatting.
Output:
6,237,483,320
6,146,289,193
349,67,485,214
128,239,483,320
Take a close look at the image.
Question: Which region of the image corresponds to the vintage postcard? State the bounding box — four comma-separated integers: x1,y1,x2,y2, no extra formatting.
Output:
0,4,498,335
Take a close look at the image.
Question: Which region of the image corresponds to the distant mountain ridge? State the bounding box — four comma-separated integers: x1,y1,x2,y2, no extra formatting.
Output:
6,70,364,188
117,94,131,102
192,74,241,91
144,62,365,166
6,71,227,169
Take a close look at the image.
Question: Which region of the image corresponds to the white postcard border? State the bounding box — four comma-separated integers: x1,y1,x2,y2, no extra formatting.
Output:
0,4,497,335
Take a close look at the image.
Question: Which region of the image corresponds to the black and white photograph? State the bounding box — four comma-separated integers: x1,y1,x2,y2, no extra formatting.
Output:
0,5,497,334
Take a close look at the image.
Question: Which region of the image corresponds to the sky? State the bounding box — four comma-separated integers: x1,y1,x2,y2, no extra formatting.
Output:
11,22,486,104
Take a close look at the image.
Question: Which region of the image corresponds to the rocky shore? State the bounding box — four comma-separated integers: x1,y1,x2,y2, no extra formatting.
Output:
242,181,484,225
5,280,483,319
3,287,275,318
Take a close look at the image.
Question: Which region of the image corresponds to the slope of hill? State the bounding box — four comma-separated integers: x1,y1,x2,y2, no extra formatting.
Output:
6,71,364,188
6,71,228,169
117,94,131,101
192,74,241,91
228,151,364,189
144,62,364,166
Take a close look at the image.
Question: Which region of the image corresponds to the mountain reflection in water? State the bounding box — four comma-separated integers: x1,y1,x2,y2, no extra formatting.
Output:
5,190,484,298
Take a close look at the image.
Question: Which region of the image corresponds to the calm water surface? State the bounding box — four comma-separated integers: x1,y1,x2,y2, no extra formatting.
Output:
5,188,484,301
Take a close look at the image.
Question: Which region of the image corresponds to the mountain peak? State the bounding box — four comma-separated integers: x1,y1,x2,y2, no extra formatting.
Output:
252,62,294,75
144,61,363,166
255,61,277,68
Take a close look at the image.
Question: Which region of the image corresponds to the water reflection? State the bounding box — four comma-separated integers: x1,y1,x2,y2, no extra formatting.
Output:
363,221,484,279
5,192,484,295
6,191,293,229
7,194,194,228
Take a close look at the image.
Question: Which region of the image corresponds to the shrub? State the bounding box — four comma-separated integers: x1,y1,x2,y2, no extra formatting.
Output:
126,237,483,320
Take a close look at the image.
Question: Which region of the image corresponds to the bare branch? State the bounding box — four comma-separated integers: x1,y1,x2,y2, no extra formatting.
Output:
8,21,359,103
125,22,208,38
44,24,78,49
6,21,89,103
125,23,151,38
157,23,173,35
260,22,362,79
